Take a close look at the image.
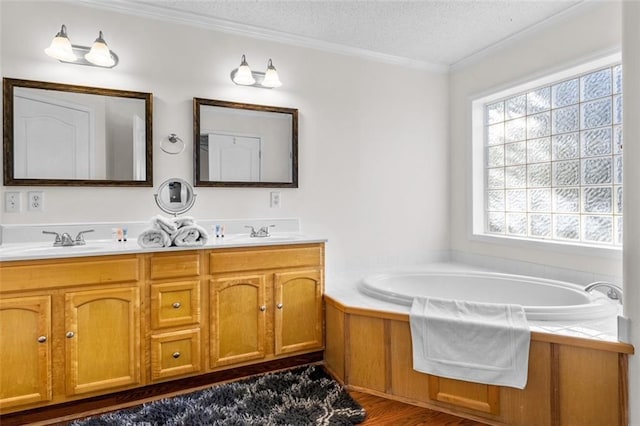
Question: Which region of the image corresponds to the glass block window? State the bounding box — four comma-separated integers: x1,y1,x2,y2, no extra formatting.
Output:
484,64,622,246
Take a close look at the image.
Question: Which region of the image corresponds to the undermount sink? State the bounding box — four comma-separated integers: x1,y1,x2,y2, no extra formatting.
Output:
219,233,304,243
0,240,115,260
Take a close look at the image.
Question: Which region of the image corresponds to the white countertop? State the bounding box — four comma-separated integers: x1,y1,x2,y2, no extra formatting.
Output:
0,233,326,262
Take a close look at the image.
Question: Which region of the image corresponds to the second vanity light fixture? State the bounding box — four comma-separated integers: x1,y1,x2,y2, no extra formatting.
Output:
230,55,282,89
44,24,119,68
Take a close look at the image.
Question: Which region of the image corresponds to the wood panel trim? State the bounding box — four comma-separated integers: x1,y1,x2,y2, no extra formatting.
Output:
619,354,628,426
427,376,500,415
323,296,634,355
550,343,560,426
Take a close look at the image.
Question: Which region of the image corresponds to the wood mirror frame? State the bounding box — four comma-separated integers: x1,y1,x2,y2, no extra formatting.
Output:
193,98,298,188
3,78,153,186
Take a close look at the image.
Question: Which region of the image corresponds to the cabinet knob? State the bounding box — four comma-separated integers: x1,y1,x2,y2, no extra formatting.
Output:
37,336,47,343
172,352,181,359
66,331,75,338
172,302,181,309
276,303,283,309
260,305,267,312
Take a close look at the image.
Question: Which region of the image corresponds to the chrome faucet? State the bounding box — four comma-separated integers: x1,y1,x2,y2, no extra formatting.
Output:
245,225,275,238
43,229,94,247
585,281,623,303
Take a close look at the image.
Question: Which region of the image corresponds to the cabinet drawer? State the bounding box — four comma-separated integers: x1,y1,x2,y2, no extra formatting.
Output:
1,256,139,292
151,329,201,380
150,252,200,280
150,281,201,329
210,244,322,273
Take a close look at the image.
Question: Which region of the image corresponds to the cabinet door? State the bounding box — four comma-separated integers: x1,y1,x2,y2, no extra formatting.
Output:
274,269,323,355
210,275,266,367
0,296,51,409
65,287,140,395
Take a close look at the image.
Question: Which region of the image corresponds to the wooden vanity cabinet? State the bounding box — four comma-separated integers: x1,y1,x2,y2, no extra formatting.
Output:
0,296,52,409
147,252,202,381
209,244,324,369
0,242,325,416
0,256,141,411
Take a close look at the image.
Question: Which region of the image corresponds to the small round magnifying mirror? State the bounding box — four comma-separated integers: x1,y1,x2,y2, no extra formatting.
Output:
154,178,196,215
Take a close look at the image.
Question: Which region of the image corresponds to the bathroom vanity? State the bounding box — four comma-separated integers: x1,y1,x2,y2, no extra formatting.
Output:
0,240,325,416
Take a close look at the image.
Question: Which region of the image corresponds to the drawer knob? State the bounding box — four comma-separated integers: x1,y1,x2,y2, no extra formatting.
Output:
260,305,267,312
37,335,47,343
172,352,181,359
276,303,283,309
172,302,181,309
66,331,75,338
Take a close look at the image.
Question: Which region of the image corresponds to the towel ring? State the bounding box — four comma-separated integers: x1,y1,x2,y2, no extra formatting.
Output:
160,133,186,155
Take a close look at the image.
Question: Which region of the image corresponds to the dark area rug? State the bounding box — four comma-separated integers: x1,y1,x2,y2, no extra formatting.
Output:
70,365,366,425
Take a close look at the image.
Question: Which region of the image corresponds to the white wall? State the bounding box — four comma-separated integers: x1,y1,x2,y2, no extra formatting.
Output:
622,3,640,424
449,1,623,280
0,1,450,274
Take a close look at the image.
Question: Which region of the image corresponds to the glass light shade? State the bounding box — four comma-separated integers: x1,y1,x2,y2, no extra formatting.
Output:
44,25,77,62
232,55,256,85
262,59,282,88
84,31,115,67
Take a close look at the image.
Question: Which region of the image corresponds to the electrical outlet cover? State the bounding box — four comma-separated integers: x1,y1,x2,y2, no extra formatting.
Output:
28,191,44,211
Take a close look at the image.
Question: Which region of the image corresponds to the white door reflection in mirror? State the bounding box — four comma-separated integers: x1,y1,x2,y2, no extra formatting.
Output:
207,133,261,182
14,91,95,179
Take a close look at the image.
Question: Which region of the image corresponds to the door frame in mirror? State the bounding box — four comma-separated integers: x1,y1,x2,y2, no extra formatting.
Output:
3,78,153,186
193,98,298,188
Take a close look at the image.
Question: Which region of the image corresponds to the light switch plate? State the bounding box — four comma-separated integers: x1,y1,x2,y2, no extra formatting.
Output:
4,192,21,213
270,191,281,208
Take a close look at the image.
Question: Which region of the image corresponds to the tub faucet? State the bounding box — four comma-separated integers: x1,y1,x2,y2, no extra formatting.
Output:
585,281,623,303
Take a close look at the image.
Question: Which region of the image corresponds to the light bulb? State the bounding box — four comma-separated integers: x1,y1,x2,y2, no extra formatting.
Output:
262,59,282,88
232,54,256,85
44,24,77,62
84,31,115,67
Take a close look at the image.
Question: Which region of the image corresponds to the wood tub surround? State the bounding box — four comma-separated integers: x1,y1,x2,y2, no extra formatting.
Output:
0,243,325,419
324,296,634,426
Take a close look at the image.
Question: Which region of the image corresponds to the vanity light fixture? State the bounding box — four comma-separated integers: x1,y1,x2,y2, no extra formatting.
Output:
230,55,282,89
45,24,119,68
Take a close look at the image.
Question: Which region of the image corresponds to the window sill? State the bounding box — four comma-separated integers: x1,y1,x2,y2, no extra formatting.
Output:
469,233,622,259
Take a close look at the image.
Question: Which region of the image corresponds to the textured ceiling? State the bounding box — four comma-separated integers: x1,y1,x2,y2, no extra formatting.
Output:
82,0,585,69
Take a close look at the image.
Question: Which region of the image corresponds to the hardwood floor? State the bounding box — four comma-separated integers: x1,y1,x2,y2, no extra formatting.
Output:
350,391,488,426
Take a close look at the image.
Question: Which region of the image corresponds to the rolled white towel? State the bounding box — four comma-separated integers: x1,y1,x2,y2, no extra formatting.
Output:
152,215,178,235
174,216,195,228
138,228,172,248
172,223,209,247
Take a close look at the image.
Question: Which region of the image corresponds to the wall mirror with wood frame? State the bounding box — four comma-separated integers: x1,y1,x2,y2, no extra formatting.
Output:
194,98,298,188
3,78,153,186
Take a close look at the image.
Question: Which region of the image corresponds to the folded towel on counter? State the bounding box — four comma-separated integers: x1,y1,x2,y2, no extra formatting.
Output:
173,216,195,228
410,297,530,389
172,223,209,247
137,227,172,248
152,215,178,235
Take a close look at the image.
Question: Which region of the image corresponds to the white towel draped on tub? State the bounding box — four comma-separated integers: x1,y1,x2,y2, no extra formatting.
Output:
410,297,531,389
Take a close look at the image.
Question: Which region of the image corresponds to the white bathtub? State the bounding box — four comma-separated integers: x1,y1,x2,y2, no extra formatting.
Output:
359,271,618,321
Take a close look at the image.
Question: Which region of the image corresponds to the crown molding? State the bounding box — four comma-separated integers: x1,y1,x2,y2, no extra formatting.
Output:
70,0,449,73
449,0,602,72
